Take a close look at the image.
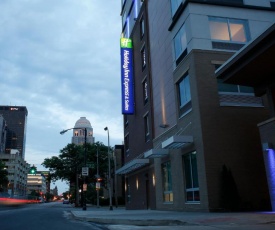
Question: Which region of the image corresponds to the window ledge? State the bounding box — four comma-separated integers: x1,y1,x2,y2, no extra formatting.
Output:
163,202,174,204
185,201,200,204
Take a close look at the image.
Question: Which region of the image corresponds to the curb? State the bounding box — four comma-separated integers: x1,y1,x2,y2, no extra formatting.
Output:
71,213,188,226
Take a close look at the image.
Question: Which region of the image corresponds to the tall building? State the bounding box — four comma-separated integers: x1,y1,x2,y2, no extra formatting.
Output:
118,0,275,211
72,117,94,145
0,106,28,159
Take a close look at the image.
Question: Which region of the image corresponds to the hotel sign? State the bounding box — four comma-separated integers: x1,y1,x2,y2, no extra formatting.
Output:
120,38,134,114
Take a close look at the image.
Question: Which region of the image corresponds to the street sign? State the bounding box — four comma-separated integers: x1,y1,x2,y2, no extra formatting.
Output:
87,162,95,169
82,167,89,176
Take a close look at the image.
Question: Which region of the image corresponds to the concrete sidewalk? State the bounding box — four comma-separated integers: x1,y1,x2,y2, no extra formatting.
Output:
71,206,275,227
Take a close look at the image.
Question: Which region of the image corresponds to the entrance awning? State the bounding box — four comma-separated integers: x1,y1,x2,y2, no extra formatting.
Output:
144,149,169,158
116,158,149,175
162,135,193,149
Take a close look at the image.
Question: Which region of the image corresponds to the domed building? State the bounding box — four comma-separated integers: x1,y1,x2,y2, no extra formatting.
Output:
71,117,94,145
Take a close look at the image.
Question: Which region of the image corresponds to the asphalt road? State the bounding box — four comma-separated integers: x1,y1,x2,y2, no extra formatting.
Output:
1,202,275,230
0,201,108,230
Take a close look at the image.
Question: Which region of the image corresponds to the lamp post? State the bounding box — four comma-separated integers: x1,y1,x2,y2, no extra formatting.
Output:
60,127,87,211
104,126,113,211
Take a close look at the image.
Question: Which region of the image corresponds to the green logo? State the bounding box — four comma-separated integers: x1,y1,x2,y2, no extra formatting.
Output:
120,38,132,48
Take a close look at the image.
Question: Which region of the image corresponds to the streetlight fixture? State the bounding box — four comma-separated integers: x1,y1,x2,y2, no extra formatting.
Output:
104,126,113,211
60,127,87,211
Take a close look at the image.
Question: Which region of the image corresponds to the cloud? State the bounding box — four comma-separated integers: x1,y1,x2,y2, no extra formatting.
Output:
0,0,123,193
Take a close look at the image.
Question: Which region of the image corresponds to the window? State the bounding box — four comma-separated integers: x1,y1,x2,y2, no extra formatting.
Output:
125,134,129,156
217,79,254,93
183,151,200,202
177,73,192,117
122,10,127,27
162,161,173,203
205,0,244,4
143,79,148,104
144,113,150,142
140,17,145,39
209,17,250,43
124,115,129,127
141,46,146,69
170,0,182,16
174,24,187,65
215,65,254,94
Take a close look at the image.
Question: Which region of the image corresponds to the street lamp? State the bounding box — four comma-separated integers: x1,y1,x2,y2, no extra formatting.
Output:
60,127,87,211
104,126,113,211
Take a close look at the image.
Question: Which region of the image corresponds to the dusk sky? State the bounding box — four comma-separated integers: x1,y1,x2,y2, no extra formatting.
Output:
0,0,122,193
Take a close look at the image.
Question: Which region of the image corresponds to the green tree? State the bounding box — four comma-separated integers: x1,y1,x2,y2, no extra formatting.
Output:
42,141,111,204
0,160,9,192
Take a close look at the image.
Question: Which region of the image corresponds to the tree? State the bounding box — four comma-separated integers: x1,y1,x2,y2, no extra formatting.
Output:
0,160,9,192
42,141,111,204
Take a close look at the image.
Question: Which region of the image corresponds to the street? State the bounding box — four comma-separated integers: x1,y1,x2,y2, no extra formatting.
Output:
1,202,275,230
0,202,108,230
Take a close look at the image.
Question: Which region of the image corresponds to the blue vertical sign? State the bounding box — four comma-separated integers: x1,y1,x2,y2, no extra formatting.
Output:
120,38,134,114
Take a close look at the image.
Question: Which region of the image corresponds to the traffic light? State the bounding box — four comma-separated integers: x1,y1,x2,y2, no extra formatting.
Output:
29,165,37,174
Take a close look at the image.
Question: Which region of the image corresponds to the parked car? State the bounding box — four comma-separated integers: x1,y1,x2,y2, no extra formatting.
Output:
63,199,70,204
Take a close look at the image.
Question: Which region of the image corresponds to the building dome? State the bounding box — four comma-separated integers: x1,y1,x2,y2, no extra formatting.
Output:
74,117,92,129
72,117,94,145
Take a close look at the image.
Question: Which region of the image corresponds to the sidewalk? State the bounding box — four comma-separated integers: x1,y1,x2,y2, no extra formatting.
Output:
71,206,275,227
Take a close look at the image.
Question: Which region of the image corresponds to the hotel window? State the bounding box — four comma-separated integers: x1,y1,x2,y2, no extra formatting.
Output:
140,16,145,39
209,17,250,50
215,64,254,94
143,79,148,104
183,151,200,202
141,46,146,70
122,10,127,27
124,115,129,127
144,113,150,142
125,133,129,156
217,79,254,94
174,23,187,66
177,73,192,117
162,161,173,203
170,0,182,16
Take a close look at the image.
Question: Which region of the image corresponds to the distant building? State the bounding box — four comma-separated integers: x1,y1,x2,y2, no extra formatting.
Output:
114,145,125,202
0,106,28,159
0,153,28,196
51,186,58,196
37,171,51,193
0,115,6,153
72,117,94,145
27,172,47,195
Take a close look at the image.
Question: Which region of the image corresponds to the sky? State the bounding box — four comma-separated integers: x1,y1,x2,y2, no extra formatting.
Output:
0,0,123,194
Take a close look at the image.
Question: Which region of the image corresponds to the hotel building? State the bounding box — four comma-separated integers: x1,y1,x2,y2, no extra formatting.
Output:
118,0,275,211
